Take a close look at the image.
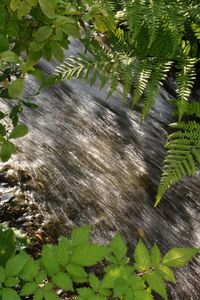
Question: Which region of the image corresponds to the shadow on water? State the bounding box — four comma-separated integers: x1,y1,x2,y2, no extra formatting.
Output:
0,40,199,299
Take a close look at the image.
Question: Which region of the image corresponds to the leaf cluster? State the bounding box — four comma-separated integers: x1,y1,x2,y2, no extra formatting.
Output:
0,224,198,300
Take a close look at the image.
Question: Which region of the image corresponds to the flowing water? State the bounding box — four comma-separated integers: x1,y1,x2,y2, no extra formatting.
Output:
0,40,200,299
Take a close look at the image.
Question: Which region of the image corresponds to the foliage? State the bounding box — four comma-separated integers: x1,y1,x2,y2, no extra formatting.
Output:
0,224,198,299
0,0,200,203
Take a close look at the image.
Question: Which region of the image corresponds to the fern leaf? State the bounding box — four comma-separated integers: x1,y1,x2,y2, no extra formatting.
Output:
155,121,200,206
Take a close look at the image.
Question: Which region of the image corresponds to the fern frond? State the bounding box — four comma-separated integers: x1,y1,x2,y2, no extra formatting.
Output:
155,120,200,206
141,60,172,120
126,0,146,40
176,57,197,101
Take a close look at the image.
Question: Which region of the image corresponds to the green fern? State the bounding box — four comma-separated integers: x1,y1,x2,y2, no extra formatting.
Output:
155,120,200,206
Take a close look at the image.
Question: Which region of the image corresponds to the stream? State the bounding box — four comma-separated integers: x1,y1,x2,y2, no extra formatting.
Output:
0,40,200,299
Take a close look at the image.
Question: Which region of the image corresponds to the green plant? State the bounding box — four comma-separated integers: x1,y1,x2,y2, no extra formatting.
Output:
0,224,198,299
0,0,200,203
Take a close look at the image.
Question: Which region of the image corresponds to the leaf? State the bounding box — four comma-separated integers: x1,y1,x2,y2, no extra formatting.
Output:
52,272,74,291
5,251,30,277
17,1,32,19
0,142,16,162
9,124,28,139
66,264,88,278
56,236,71,267
70,244,108,266
157,265,176,283
41,244,60,276
150,243,161,266
2,288,21,300
0,229,16,266
162,248,199,268
143,272,167,300
35,26,53,42
8,79,24,98
10,0,21,11
20,282,38,296
134,290,154,300
0,266,6,283
44,290,59,300
20,258,40,281
38,0,55,19
109,233,127,261
33,289,43,300
22,100,38,110
0,34,9,52
51,41,64,61
0,111,5,120
59,23,80,38
0,124,6,136
4,277,19,287
134,239,151,271
102,265,133,289
71,225,92,247
89,274,100,291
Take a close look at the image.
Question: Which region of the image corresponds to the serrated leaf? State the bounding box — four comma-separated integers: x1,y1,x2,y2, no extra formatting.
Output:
44,290,59,300
134,290,154,300
35,270,47,284
52,272,73,291
102,265,133,289
33,288,43,300
157,265,176,283
9,124,28,139
143,272,167,300
134,239,151,271
20,258,40,281
41,245,60,276
2,287,21,300
0,142,16,162
151,243,161,266
89,274,100,291
39,0,55,19
77,287,94,298
5,251,30,277
56,236,71,267
35,26,52,42
66,264,87,278
20,282,38,296
8,79,24,98
71,225,92,247
0,229,15,266
4,277,19,287
70,244,108,266
162,248,199,268
109,233,127,261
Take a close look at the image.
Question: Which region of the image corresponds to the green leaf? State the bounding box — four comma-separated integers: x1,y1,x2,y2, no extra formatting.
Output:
10,0,21,11
51,41,64,61
134,290,154,300
89,274,100,291
143,272,167,300
20,282,38,296
162,248,199,268
150,243,161,266
56,236,71,267
41,244,60,276
59,23,80,38
35,26,53,42
5,251,30,277
39,0,55,19
71,225,92,247
35,270,47,284
157,265,176,283
0,124,6,136
0,111,5,120
44,290,59,300
52,272,74,291
9,124,28,139
4,277,19,287
33,288,43,300
17,1,32,19
70,244,108,266
8,79,24,98
109,233,127,261
2,287,21,300
0,35,9,52
102,265,133,289
0,142,16,162
0,266,6,283
0,229,16,266
66,264,87,278
134,239,151,271
20,258,40,281
22,100,38,110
